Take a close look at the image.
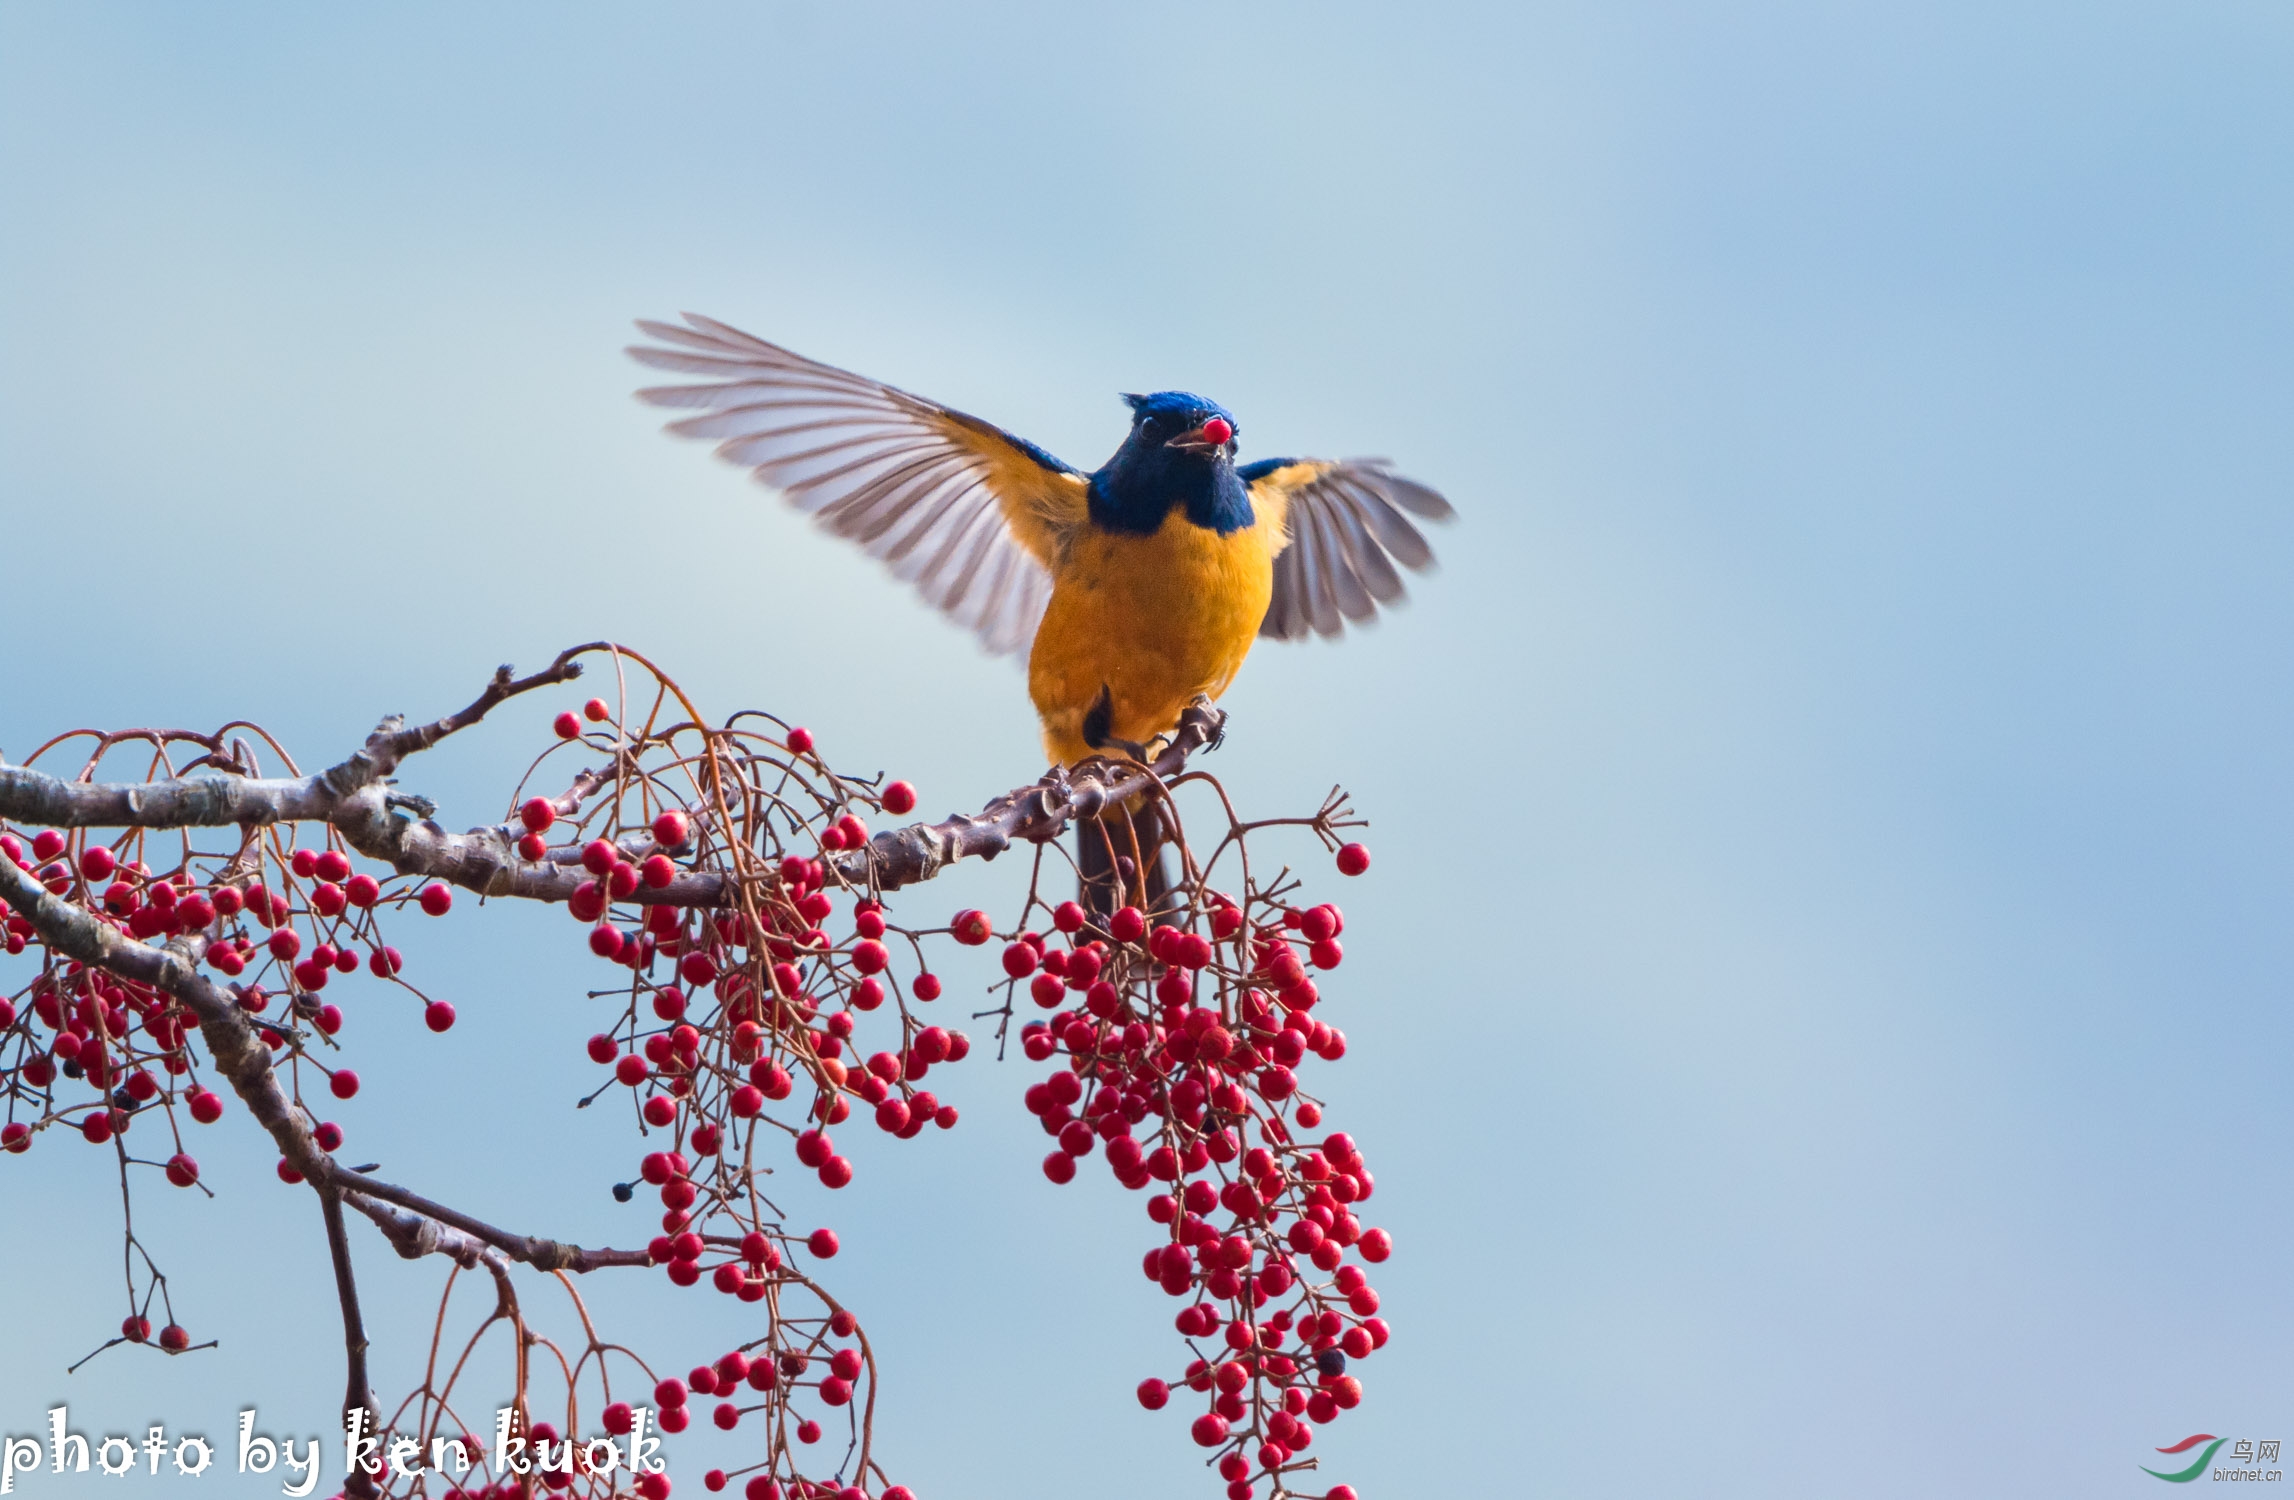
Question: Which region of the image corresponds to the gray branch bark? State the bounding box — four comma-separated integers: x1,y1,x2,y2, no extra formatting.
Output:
0,654,1226,901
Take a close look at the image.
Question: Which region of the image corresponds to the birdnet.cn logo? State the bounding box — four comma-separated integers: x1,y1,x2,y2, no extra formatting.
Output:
2143,1434,2282,1483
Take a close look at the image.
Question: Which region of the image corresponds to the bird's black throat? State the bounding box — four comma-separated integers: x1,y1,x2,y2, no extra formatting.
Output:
1088,428,1255,537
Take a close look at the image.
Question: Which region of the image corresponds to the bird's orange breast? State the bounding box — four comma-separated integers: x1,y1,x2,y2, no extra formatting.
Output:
1029,511,1279,766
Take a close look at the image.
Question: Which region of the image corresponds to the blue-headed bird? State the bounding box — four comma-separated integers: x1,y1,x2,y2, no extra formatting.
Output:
627,313,1453,904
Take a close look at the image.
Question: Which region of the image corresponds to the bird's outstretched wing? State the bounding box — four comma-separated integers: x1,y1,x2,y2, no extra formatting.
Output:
629,313,1090,657
1241,459,1456,640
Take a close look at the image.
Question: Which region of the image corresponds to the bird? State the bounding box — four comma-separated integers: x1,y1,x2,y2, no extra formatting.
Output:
627,313,1453,904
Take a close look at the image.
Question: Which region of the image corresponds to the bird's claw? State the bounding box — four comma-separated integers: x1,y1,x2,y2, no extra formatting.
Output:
1188,694,1226,752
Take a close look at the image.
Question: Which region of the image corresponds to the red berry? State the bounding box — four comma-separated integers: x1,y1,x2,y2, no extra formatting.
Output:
517,832,548,861
121,1315,150,1343
417,881,453,916
913,973,942,1002
1137,1378,1170,1410
807,1228,840,1258
188,1090,223,1124
1110,907,1147,943
424,1001,456,1033
80,846,115,881
786,726,814,754
951,909,993,946
880,780,916,815
165,1153,199,1187
520,797,557,833
1202,416,1233,445
553,711,581,740
329,1070,360,1100
1191,1413,1229,1447
1335,842,1371,875
1002,942,1039,979
583,697,612,723
1042,1151,1077,1185
159,1324,189,1352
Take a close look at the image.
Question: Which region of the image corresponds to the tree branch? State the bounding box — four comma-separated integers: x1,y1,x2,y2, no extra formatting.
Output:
320,1186,382,1500
333,1169,650,1274
834,698,1227,891
358,649,591,779
342,1191,522,1315
0,654,1227,902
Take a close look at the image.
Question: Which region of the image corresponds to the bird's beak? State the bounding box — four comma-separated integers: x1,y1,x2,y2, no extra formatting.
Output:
1167,419,1234,452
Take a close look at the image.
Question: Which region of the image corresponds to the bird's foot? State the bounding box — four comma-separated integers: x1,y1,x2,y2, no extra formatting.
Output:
1187,693,1226,752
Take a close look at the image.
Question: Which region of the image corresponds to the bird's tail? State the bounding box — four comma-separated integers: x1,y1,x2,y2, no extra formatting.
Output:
1076,809,1175,919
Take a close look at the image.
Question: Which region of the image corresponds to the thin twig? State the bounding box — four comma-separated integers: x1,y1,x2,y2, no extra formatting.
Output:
320,1186,382,1500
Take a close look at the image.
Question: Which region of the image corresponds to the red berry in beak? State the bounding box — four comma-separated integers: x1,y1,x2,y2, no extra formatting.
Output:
1202,417,1233,446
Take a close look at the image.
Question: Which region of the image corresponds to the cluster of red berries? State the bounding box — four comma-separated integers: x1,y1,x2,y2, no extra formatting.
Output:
0,824,449,1141
1,767,463,1370
536,703,967,1499
992,844,1384,1500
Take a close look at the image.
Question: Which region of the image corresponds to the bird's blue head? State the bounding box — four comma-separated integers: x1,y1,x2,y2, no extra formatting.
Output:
1089,391,1254,536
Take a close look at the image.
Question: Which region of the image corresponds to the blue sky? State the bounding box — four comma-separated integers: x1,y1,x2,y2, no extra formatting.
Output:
2,3,2290,1496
